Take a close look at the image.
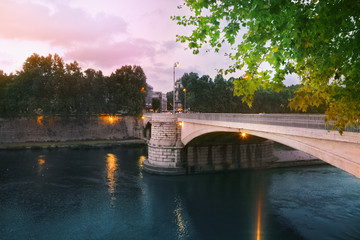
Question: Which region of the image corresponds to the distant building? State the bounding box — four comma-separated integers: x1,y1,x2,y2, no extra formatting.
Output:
152,91,167,112
145,84,153,110
161,93,167,112
0,70,3,76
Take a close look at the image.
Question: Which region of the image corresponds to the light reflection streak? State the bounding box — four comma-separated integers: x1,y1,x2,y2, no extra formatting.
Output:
174,197,187,239
38,155,45,174
106,153,118,204
138,155,146,179
256,192,263,240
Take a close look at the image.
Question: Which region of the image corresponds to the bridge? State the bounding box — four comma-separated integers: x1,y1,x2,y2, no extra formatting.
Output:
142,113,360,178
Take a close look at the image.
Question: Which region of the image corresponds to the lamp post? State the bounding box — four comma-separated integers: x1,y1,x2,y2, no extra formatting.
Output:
182,88,186,113
173,62,179,114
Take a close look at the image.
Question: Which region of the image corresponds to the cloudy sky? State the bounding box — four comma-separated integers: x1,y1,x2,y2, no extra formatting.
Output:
0,0,298,93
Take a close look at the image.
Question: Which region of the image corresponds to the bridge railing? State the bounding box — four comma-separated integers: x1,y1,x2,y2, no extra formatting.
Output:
178,113,359,132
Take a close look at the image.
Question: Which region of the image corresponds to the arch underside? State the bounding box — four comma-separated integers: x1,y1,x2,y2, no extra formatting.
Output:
181,123,360,178
143,117,151,128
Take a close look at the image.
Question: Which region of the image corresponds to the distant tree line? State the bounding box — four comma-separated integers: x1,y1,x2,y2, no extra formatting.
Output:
0,54,147,117
168,72,326,114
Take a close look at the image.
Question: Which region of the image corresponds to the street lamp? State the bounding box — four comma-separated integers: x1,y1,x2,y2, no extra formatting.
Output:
173,62,179,114
182,88,187,113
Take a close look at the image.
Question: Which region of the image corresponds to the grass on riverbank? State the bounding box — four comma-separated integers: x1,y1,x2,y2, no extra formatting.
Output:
0,139,147,150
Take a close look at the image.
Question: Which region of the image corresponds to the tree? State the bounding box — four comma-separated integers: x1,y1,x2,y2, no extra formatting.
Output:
108,65,147,115
84,68,107,114
0,73,13,116
152,98,161,112
173,0,360,133
4,53,65,116
166,91,173,111
177,71,325,114
0,54,148,117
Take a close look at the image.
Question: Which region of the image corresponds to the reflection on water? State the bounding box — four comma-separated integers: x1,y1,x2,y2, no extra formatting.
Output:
106,153,117,204
256,192,263,240
174,197,187,239
138,155,146,168
138,155,146,179
38,155,46,175
1,148,360,240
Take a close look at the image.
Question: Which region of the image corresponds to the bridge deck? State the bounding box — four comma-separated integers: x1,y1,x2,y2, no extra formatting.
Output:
178,113,359,132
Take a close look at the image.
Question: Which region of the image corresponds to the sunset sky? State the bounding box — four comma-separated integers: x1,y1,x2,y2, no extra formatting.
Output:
0,0,298,93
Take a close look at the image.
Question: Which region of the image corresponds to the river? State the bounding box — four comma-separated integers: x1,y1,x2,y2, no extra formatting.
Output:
1,146,360,240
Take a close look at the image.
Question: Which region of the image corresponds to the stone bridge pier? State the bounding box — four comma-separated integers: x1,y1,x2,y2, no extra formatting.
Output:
143,114,186,174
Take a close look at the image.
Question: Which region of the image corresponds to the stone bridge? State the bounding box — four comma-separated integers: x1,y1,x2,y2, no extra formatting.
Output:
142,113,360,177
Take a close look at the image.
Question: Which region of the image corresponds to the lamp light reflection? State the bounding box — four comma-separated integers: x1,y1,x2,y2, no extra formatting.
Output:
174,197,187,239
138,155,146,178
256,192,263,240
106,153,118,204
38,155,45,174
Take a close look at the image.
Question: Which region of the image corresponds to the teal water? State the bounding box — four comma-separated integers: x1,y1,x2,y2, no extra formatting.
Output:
1,146,360,240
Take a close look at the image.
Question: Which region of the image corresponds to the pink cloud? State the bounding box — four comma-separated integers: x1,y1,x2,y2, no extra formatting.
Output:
64,39,156,68
0,0,127,46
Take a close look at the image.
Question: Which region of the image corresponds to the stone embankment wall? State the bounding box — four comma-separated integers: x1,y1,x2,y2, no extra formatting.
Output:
184,141,274,173
0,116,143,143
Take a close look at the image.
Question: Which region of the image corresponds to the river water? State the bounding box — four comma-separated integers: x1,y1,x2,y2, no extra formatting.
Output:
1,146,360,240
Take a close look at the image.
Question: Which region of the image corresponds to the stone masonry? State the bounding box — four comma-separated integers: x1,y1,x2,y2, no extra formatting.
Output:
146,114,184,170
184,141,275,173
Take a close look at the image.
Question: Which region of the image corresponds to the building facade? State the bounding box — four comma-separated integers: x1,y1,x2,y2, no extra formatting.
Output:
145,84,153,110
152,91,167,112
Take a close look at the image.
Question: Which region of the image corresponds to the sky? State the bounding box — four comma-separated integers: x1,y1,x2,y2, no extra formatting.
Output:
0,0,298,93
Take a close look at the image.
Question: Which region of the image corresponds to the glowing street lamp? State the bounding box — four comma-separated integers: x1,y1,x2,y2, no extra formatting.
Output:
173,62,179,114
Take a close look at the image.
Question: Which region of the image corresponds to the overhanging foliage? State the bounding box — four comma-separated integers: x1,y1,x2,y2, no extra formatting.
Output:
173,0,360,134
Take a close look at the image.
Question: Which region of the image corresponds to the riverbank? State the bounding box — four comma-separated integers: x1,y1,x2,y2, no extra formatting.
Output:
0,138,147,150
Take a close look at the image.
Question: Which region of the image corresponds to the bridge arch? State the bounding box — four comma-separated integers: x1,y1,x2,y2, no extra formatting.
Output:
180,119,360,177
182,130,275,172
144,122,152,140
181,122,240,146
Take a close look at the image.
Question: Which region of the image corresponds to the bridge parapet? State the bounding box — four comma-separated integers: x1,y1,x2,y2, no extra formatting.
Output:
179,113,359,132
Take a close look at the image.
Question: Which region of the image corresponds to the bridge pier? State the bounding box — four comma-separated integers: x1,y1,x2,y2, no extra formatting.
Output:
143,114,186,175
